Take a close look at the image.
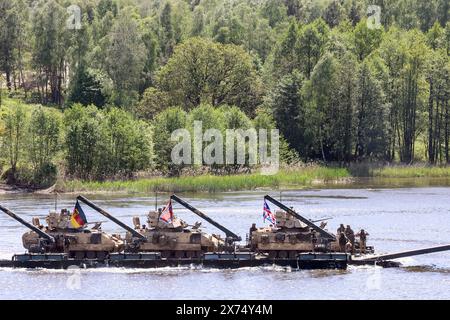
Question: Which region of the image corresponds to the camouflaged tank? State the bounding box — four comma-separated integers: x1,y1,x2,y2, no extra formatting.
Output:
124,210,226,258
249,209,331,259
76,195,240,259
251,196,373,257
0,204,124,259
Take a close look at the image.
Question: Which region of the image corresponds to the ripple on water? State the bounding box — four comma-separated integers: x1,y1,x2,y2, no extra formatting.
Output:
0,187,449,299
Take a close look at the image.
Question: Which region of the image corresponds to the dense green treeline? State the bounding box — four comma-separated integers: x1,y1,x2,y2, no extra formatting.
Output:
0,100,154,186
1,0,450,185
0,98,283,186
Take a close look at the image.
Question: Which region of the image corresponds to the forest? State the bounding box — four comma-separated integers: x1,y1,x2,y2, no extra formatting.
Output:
0,0,449,188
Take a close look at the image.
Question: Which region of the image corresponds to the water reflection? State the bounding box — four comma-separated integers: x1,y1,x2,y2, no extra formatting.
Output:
0,183,449,299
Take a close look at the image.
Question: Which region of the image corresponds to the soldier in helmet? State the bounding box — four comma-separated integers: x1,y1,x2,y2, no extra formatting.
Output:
337,224,345,235
249,223,257,249
249,223,257,238
345,225,355,255
356,229,369,254
338,231,347,253
310,229,317,253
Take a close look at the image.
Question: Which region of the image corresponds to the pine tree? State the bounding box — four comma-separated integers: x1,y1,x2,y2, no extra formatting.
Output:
269,70,306,154
160,2,175,60
355,61,388,160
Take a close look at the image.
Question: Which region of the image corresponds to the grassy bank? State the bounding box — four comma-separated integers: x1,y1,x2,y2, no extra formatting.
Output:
56,164,450,194
372,165,450,178
59,167,351,194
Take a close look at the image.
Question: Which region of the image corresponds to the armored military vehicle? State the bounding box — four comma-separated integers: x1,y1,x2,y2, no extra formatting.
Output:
0,204,124,260
77,194,241,258
250,195,373,258
249,195,337,259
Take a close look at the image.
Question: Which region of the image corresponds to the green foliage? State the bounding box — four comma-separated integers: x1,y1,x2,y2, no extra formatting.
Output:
1,0,450,189
134,87,170,120
67,65,106,107
31,0,69,105
303,52,339,161
156,38,260,114
30,163,58,189
160,2,175,59
354,61,388,159
152,103,294,175
1,104,27,172
152,106,187,173
64,104,153,179
323,0,345,28
64,104,102,179
28,107,61,170
269,70,307,155
353,19,384,60
261,0,288,28
104,10,147,108
98,107,153,177
62,166,351,193
0,102,61,187
0,0,26,91
374,165,450,178
378,28,431,163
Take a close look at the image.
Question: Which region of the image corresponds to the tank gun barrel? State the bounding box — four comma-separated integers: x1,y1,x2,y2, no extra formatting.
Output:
76,195,146,240
311,217,333,223
170,194,242,242
0,204,55,243
264,195,336,241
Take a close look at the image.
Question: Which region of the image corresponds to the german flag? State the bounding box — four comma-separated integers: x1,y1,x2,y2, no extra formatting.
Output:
71,200,88,228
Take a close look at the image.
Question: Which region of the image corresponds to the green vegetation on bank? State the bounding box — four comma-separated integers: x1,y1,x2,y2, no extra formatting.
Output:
373,166,450,178
60,167,351,193
0,98,286,188
58,165,450,194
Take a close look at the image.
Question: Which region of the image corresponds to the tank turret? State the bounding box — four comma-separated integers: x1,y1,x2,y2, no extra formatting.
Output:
146,209,188,230
127,208,224,258
249,196,338,259
0,203,124,259
273,209,306,229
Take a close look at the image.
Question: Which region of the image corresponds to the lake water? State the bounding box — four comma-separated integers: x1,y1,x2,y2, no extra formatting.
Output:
0,184,449,300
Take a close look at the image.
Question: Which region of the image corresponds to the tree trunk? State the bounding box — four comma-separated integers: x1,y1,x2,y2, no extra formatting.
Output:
6,70,12,91
428,79,434,164
445,100,449,163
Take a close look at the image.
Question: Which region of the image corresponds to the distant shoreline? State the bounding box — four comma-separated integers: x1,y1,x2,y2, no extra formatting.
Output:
1,165,448,195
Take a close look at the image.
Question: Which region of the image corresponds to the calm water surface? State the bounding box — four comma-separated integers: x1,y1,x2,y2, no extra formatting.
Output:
0,185,449,300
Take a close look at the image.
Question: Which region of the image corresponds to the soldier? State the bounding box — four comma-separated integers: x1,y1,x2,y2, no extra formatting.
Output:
356,229,369,254
345,225,355,255
338,232,347,253
249,223,257,237
248,223,257,248
310,229,317,252
337,224,345,235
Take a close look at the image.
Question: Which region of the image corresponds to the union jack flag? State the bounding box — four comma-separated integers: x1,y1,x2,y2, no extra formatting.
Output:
160,199,174,223
263,200,276,225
